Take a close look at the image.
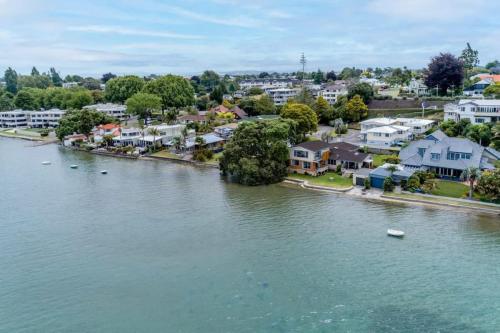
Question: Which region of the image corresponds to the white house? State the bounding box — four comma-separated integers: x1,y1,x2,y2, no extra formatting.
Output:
408,78,429,96
360,117,435,140
0,110,30,128
83,103,128,120
113,128,143,147
317,83,348,105
444,99,500,124
365,125,412,146
265,87,300,105
138,124,186,147
28,109,65,128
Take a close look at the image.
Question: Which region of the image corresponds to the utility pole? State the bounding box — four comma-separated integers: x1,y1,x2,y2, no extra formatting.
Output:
300,53,306,86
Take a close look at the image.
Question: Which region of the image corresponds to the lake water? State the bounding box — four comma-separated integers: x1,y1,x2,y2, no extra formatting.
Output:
1,137,500,332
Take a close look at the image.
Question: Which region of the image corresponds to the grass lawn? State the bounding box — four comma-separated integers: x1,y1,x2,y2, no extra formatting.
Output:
206,152,223,165
288,172,352,189
151,150,183,160
430,180,469,199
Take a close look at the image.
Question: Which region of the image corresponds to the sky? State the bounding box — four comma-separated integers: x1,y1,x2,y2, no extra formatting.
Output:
0,0,499,77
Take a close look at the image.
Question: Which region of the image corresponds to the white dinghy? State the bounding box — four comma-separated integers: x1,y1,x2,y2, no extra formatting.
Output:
387,229,405,238
100,170,108,174
41,161,51,165
70,164,78,169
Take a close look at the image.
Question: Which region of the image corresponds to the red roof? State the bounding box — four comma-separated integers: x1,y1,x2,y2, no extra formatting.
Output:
477,74,500,82
230,106,248,119
209,105,230,114
98,123,120,130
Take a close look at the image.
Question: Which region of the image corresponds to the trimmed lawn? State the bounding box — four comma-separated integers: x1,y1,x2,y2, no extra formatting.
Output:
206,152,223,165
430,180,469,199
288,172,352,189
151,150,183,160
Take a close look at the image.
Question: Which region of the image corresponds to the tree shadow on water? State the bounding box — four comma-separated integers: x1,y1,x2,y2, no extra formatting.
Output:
369,305,485,333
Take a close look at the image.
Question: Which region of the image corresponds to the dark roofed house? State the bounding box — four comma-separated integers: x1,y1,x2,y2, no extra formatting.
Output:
369,164,416,189
230,106,248,120
328,145,372,170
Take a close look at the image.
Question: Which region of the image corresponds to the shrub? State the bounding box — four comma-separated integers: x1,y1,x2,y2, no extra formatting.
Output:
364,177,371,189
406,175,421,192
336,164,342,175
40,129,50,137
383,177,395,192
382,155,400,164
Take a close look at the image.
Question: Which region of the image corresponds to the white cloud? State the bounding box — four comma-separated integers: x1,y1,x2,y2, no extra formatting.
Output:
160,5,262,28
67,25,203,40
368,0,485,21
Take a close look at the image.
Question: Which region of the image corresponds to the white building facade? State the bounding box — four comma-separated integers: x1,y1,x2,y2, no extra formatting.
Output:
265,87,300,105
444,99,500,124
83,103,128,120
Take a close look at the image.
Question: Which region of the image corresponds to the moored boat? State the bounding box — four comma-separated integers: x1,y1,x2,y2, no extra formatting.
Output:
101,170,108,174
41,161,51,165
70,164,78,169
387,229,405,238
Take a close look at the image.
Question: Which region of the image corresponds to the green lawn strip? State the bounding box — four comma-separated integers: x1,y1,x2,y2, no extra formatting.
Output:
206,152,223,165
429,180,469,198
151,150,183,160
288,172,352,189
384,192,499,211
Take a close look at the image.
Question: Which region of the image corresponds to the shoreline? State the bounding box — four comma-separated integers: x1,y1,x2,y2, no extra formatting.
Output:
282,178,500,216
2,135,498,215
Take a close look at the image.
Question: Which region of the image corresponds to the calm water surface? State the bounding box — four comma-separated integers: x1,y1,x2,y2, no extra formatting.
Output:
1,137,500,332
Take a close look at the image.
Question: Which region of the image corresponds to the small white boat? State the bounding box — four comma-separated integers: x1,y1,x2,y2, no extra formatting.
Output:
387,229,405,238
100,170,108,174
41,161,51,165
70,164,78,169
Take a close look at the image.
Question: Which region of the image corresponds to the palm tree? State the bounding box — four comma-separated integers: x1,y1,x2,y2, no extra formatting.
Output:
194,136,206,151
386,165,398,174
461,167,481,199
172,136,181,152
148,127,161,150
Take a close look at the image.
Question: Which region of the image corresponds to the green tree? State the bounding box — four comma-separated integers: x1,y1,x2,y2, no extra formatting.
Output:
68,90,93,109
200,70,220,92
209,84,224,104
14,89,37,110
345,95,368,122
485,60,500,70
81,77,101,90
31,67,40,76
0,92,14,110
105,76,144,103
483,82,500,98
17,74,52,89
466,124,492,146
459,42,479,77
49,67,63,87
475,169,500,202
101,72,116,83
280,103,318,141
255,95,276,115
125,93,162,125
313,96,332,124
460,167,481,199
4,67,18,94
293,88,315,107
55,109,115,140
348,82,374,104
219,120,293,185
148,127,161,149
383,177,395,192
143,75,195,113
248,87,264,95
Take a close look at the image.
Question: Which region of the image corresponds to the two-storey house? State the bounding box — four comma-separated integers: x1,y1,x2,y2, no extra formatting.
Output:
289,141,330,176
444,99,500,124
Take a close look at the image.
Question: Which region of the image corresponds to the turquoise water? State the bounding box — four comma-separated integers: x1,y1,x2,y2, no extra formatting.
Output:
1,137,500,332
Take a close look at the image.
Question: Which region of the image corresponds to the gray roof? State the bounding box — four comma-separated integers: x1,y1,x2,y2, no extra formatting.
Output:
400,130,492,171
425,129,447,142
370,164,415,179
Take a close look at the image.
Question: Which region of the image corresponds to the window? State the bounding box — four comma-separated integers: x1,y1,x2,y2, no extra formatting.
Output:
293,150,308,158
328,159,336,165
315,151,321,160
292,160,299,166
431,153,440,160
303,161,311,169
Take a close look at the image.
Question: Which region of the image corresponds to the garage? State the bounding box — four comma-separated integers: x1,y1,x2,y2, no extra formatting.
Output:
370,176,385,189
